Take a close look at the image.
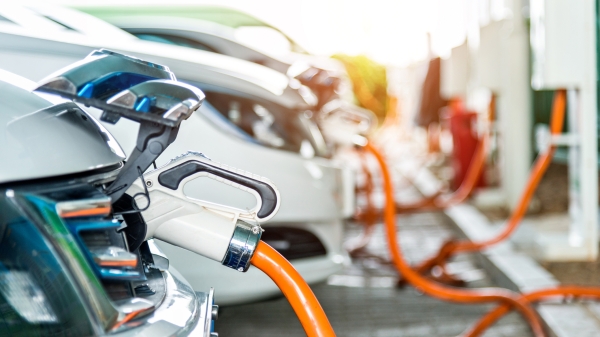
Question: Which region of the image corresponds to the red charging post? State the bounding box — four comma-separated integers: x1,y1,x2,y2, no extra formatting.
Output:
442,100,486,190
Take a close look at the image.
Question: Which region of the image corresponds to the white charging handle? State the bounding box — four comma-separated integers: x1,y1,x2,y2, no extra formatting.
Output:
126,151,280,272
319,99,376,146
139,151,280,223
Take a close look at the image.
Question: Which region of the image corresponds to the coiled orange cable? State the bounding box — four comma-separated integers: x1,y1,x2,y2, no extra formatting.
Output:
466,286,600,336
413,89,566,279
251,241,336,337
364,141,545,337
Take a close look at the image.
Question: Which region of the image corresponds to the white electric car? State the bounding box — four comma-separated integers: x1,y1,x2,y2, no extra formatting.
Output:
12,3,376,160
21,2,375,183
69,5,353,107
0,61,218,336
23,4,376,131
111,16,351,105
0,13,350,305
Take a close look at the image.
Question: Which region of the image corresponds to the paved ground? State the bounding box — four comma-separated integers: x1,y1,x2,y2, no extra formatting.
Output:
215,211,532,336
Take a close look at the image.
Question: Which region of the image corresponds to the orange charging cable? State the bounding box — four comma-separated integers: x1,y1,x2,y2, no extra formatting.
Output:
356,97,491,222
364,141,545,337
347,150,378,254
371,88,600,336
467,286,600,336
412,90,566,282
251,241,336,337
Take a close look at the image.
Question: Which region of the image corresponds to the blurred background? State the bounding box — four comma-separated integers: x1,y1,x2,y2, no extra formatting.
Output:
2,1,598,336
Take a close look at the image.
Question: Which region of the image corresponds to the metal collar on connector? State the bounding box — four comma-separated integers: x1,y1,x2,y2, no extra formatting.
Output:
221,221,262,272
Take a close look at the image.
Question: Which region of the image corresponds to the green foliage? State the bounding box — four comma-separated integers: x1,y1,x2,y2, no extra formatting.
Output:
331,54,388,122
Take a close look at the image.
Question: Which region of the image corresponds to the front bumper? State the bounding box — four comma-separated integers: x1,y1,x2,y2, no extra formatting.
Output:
158,245,346,306
114,266,216,337
155,219,348,306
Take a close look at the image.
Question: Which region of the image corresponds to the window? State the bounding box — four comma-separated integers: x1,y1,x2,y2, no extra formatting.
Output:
133,33,218,53
203,91,319,156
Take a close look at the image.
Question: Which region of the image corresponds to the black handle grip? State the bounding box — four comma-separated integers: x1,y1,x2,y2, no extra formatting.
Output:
157,160,278,219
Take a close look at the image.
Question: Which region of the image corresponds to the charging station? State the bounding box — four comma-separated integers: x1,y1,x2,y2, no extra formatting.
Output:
529,0,598,261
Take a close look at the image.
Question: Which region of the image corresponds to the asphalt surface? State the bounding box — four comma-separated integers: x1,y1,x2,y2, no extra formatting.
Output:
215,211,531,337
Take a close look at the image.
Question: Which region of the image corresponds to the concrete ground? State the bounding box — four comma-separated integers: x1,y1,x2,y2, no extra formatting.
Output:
215,211,532,337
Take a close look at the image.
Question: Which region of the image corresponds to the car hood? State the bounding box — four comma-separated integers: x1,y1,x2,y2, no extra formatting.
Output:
0,27,312,110
0,70,124,185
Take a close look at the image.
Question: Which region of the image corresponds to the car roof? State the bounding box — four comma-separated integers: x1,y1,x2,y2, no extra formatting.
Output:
95,15,347,76
72,3,308,54
24,3,138,41
110,15,294,71
0,21,313,110
118,16,239,41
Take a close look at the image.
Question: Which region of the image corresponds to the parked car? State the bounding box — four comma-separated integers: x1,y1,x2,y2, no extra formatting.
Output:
20,2,372,199
0,16,350,304
68,4,352,107
0,66,216,336
114,17,351,106
58,4,378,153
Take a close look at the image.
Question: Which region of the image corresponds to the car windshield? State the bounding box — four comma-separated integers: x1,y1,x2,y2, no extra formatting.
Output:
202,90,321,157
134,32,218,53
0,212,94,336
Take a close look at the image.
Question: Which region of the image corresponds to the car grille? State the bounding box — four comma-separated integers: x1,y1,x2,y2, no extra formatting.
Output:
261,227,327,260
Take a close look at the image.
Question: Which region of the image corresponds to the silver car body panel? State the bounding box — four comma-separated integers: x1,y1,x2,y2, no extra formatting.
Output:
100,14,352,90
105,15,349,83
0,27,299,107
113,266,212,337
0,70,124,184
20,3,139,42
156,218,346,305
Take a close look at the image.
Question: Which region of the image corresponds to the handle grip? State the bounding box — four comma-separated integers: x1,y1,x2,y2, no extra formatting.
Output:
138,152,281,222
158,160,278,220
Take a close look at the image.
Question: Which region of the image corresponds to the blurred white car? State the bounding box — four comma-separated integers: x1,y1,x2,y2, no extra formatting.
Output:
26,4,376,129
0,10,351,305
113,16,352,104
71,6,353,105
17,3,376,162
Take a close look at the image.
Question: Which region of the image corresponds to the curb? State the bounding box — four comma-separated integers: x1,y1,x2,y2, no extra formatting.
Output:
445,204,600,337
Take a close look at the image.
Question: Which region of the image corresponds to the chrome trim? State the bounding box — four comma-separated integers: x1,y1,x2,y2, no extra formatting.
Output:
147,238,169,271
207,288,215,335
112,267,203,337
221,220,262,272
190,288,215,337
38,76,77,95
163,102,191,121
113,297,154,315
211,304,218,321
106,90,137,109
